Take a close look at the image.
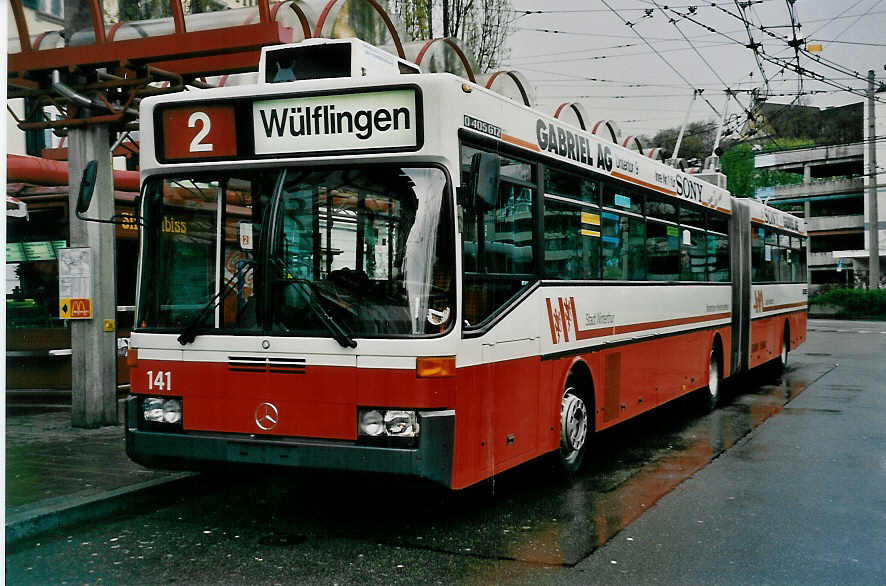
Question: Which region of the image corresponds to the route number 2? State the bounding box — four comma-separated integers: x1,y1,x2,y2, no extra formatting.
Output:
147,370,172,391
161,105,236,160
188,111,213,153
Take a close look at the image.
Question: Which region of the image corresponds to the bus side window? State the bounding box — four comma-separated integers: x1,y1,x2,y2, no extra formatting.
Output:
543,198,600,280
706,232,730,282
460,145,536,327
706,211,730,283
751,227,771,282
647,220,680,281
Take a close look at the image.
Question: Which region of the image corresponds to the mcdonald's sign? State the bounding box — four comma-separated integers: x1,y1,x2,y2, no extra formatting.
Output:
59,298,93,319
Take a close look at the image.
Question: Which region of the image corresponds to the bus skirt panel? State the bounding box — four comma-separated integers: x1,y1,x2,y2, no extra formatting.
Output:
125,396,456,487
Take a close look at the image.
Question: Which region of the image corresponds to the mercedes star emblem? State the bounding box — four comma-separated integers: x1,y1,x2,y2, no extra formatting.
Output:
254,402,279,431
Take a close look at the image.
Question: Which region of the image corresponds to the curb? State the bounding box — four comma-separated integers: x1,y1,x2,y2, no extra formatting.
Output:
5,472,201,548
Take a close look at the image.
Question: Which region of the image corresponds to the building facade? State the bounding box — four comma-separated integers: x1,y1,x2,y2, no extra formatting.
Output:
754,99,886,291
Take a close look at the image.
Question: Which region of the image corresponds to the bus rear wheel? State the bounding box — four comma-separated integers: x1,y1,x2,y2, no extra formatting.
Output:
777,326,789,369
702,349,722,411
559,386,589,474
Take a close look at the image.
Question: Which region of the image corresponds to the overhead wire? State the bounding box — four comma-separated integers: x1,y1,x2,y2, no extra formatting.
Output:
599,0,722,118
804,0,868,37
649,0,756,140
784,0,804,100
828,0,883,40
506,41,734,67
659,5,884,103
706,1,878,88
512,2,884,154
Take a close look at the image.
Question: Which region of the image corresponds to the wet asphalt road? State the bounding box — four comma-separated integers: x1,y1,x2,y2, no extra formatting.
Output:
6,319,884,585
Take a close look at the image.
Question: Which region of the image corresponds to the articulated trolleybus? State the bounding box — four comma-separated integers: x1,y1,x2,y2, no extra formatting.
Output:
126,38,807,489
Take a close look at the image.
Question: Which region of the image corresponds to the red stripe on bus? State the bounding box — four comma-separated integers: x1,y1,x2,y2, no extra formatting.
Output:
763,301,807,312
502,133,541,151
610,171,676,196
568,303,730,340
614,312,732,334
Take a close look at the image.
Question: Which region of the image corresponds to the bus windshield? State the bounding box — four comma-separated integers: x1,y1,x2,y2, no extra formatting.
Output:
137,165,455,339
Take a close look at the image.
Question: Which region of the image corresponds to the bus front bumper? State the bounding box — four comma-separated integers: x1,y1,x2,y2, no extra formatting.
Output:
124,396,455,487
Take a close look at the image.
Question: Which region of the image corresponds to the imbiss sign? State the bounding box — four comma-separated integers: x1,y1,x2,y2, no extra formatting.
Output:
252,88,420,156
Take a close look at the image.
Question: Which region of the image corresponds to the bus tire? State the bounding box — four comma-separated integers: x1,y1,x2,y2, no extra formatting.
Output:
777,324,790,370
559,380,590,474
701,346,723,411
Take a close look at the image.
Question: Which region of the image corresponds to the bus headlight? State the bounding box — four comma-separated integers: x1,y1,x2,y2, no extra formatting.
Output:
163,399,182,424
144,397,165,422
358,408,420,438
384,410,419,437
358,409,385,436
142,396,182,426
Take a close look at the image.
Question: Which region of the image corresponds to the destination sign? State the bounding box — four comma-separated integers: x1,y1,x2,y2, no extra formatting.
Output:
252,89,420,156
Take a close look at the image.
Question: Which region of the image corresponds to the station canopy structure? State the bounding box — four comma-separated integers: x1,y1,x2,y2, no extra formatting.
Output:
6,0,669,163
7,0,539,137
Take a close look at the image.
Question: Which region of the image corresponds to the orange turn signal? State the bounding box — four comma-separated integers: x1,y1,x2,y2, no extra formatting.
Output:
126,347,139,368
416,356,456,378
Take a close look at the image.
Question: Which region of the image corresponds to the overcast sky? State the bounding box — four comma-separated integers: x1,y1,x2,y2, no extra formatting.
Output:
504,0,886,142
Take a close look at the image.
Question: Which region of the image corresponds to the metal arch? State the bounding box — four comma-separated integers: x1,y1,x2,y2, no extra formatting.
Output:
591,120,619,144
414,37,476,82
484,71,533,107
621,135,644,152
313,0,405,58
273,1,313,40
107,21,128,42
10,0,31,52
553,102,589,130
32,32,53,51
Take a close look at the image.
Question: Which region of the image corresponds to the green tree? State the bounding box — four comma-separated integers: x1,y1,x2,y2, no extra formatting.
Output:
719,141,805,198
719,142,755,197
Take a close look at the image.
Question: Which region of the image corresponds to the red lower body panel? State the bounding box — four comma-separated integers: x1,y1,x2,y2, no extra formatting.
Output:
749,310,807,369
449,326,732,488
131,325,738,490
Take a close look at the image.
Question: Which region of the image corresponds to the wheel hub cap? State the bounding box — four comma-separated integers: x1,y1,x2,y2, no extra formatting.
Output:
561,392,588,454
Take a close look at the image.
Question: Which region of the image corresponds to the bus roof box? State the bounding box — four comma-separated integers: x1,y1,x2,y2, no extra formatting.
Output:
695,170,728,190
260,38,420,84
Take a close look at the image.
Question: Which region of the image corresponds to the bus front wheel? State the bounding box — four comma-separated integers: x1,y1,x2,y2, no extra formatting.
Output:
559,386,589,474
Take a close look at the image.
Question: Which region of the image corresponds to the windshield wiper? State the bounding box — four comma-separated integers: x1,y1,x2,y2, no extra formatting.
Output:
177,260,254,346
282,278,357,348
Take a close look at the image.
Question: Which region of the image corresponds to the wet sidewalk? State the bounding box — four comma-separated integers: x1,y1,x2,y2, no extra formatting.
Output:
571,320,886,585
5,408,194,544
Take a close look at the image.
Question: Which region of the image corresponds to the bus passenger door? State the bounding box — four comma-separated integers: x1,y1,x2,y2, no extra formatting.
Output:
482,337,540,470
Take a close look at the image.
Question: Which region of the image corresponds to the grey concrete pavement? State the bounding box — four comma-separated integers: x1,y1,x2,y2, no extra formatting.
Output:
569,320,886,585
5,409,195,545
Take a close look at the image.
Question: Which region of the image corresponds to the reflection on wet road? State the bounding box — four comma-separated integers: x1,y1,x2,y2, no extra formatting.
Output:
6,355,838,584
176,357,835,568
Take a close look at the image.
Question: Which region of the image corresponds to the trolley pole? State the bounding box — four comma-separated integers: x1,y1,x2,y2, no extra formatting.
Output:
671,89,698,163
868,70,881,288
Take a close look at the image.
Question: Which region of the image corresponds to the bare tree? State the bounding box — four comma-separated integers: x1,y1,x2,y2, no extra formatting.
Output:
389,0,513,73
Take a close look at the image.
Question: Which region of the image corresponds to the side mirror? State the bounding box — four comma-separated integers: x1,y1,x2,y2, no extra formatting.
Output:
468,152,500,212
75,159,143,227
76,160,98,217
